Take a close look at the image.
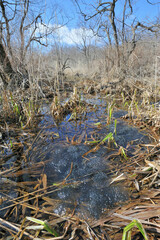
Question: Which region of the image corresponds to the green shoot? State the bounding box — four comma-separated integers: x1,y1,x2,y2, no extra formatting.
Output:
85,132,117,147
20,121,23,129
94,122,101,126
107,101,115,124
26,217,59,237
114,119,117,135
124,102,129,107
109,107,113,121
13,103,20,116
85,140,100,145
101,132,117,147
134,101,139,113
107,105,113,124
10,140,13,148
28,100,31,117
68,112,77,121
101,132,113,143
122,219,148,240
120,147,128,160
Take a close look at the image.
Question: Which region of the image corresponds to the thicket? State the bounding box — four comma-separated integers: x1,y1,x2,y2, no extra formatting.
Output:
0,0,159,96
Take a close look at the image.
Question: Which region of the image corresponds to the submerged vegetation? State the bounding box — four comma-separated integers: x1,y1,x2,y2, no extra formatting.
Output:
1,83,160,239
1,69,160,240
0,0,160,239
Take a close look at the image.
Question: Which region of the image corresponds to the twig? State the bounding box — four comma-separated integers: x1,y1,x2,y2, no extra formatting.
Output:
0,218,34,239
84,220,100,240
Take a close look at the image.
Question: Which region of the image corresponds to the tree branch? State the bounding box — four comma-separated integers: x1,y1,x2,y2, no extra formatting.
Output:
146,0,160,5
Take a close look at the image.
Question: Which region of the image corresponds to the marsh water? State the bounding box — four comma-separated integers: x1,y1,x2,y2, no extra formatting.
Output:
1,96,150,220
28,97,149,219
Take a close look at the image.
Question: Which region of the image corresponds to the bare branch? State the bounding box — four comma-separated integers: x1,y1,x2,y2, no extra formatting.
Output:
20,0,30,63
134,21,160,32
128,0,133,13
0,0,14,56
146,0,160,5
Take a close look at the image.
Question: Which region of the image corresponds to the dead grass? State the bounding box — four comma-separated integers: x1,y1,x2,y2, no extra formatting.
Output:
1,81,160,239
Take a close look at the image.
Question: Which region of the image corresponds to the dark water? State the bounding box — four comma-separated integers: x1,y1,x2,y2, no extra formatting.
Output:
26,97,149,219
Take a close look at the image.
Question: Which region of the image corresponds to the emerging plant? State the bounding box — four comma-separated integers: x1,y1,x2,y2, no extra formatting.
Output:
101,132,117,147
68,111,77,121
26,217,59,237
107,102,114,124
10,139,13,148
134,100,139,113
114,119,117,135
1,92,23,121
21,100,40,129
121,92,129,108
85,132,117,147
119,146,128,160
122,219,148,240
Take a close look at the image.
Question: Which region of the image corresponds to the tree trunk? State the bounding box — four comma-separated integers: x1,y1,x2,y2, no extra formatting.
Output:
0,42,14,88
0,42,29,89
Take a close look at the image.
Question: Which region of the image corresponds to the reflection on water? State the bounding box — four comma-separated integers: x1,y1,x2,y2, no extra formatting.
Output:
27,97,149,219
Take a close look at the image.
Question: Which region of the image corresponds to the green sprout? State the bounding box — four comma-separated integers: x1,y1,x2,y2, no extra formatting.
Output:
94,122,102,126
85,132,117,147
120,147,128,160
107,104,113,124
10,140,13,148
26,217,59,237
101,132,114,143
114,119,117,135
122,219,148,240
13,103,20,116
134,101,139,113
107,102,115,125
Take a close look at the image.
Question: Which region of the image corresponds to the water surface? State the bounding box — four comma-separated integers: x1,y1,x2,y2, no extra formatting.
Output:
27,97,149,219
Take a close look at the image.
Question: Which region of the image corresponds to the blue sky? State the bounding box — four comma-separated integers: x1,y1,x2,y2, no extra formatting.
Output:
50,0,160,25
42,0,160,45
133,0,160,21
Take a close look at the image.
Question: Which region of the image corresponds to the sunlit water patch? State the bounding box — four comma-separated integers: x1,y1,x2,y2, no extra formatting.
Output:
27,97,149,219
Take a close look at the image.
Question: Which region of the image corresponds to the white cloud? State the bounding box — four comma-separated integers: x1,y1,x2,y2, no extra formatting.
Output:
34,23,100,46
54,26,98,45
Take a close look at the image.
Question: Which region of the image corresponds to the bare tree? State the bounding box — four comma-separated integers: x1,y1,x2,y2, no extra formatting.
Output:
71,27,95,70
0,0,57,89
74,0,160,79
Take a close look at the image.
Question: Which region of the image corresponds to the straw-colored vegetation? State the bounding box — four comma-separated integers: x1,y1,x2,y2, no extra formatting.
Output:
0,0,160,239
1,85,160,239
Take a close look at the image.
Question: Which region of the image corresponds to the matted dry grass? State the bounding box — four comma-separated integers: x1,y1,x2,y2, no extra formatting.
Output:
1,81,160,239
